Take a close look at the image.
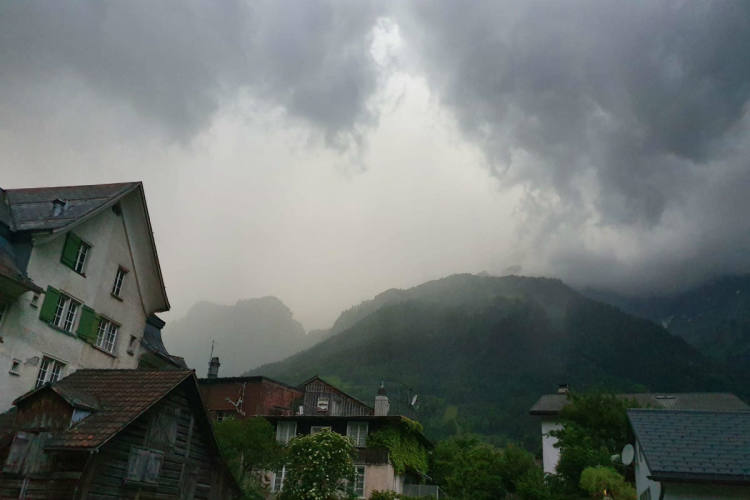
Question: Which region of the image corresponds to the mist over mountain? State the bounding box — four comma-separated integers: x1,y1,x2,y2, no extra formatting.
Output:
163,296,313,377
584,275,750,370
249,274,736,447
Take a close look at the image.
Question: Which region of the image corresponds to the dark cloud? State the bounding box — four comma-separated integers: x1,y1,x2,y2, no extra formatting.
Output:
0,0,382,144
399,1,750,293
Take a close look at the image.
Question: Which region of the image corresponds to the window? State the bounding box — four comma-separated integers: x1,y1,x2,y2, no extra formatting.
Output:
347,422,369,447
70,409,91,427
60,232,90,275
126,447,164,484
352,465,365,498
317,396,329,412
147,410,178,451
127,335,138,355
30,294,39,308
51,293,80,332
35,356,65,388
276,421,297,444
112,267,127,298
9,359,21,376
216,411,235,423
95,318,119,354
272,466,286,493
310,425,331,434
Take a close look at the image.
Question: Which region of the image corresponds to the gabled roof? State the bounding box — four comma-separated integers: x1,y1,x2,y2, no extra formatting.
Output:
300,375,374,411
198,375,302,392
529,392,749,416
4,182,139,232
628,409,750,484
14,369,193,450
1,181,169,311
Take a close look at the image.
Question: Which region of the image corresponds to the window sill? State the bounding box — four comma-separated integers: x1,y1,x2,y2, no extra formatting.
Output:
110,293,123,302
45,323,77,338
91,345,117,358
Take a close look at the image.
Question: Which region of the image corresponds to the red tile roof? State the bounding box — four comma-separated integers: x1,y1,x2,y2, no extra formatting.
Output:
16,369,194,450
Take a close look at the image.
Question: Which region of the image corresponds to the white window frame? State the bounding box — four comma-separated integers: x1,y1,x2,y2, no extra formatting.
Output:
272,465,286,493
276,421,297,444
353,465,365,498
310,425,331,434
35,356,66,388
112,267,127,297
347,422,369,447
73,241,90,274
95,317,119,354
52,293,80,332
317,396,329,411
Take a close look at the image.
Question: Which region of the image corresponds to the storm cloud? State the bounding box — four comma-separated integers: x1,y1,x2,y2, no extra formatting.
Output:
2,0,750,331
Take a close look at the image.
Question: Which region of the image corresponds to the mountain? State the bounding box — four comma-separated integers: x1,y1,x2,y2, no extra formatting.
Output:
584,275,750,367
163,296,312,377
249,274,737,448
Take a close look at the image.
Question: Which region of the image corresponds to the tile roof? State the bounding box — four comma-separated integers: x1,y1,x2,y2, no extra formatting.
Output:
3,182,139,232
529,392,749,416
628,409,750,483
15,369,193,450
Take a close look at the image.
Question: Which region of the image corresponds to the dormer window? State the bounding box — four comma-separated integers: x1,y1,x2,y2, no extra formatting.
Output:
52,199,67,216
61,233,91,276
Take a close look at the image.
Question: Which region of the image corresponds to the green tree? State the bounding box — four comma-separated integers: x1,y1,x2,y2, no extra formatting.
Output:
214,417,283,498
432,435,550,500
579,466,636,500
280,429,356,500
550,392,637,495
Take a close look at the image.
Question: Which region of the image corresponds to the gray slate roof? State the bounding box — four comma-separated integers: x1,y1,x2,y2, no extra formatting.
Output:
3,182,138,232
529,392,749,416
628,409,750,484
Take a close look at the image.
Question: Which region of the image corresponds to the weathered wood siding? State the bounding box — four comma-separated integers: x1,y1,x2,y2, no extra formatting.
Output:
85,386,235,500
302,380,372,417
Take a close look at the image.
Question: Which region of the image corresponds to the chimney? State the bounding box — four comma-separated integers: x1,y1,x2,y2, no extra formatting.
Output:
557,383,569,395
207,357,220,378
374,381,390,416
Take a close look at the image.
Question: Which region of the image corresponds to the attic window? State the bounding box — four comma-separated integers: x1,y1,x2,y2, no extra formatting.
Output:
52,199,67,216
317,396,329,412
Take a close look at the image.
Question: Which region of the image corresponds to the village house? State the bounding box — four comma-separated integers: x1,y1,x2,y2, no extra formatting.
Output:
0,182,177,411
198,374,303,422
627,409,750,499
0,369,241,499
529,385,749,474
264,383,434,499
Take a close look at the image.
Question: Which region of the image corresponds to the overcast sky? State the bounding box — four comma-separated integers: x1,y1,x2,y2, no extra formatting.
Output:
3,1,750,330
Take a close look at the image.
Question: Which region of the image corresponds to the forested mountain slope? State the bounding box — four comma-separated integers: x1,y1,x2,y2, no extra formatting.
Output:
249,275,736,447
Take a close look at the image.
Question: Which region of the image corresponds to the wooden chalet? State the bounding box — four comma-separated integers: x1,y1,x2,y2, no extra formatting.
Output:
0,369,241,499
300,376,373,417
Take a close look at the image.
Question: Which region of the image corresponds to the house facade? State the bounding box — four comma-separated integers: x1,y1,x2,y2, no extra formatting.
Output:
198,376,304,421
0,183,171,411
0,369,240,499
265,414,431,499
628,409,750,499
529,387,749,474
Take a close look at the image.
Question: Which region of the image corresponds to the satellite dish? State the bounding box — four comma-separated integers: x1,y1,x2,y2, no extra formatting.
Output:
411,395,419,407
621,444,635,466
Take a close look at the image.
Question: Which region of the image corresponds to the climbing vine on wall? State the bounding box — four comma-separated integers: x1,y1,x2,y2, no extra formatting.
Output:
367,418,429,475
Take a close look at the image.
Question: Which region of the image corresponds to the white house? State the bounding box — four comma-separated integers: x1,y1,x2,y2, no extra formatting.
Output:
628,409,750,499
0,182,170,411
529,387,749,475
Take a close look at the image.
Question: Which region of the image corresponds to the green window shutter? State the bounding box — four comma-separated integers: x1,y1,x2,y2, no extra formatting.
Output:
77,306,98,344
60,233,81,269
39,286,60,323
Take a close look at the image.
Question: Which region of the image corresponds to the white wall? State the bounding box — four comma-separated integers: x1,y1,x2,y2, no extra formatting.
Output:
362,463,402,498
634,440,661,500
541,419,563,474
0,195,156,410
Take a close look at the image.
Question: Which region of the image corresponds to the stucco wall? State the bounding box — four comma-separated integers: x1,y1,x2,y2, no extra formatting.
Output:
634,440,661,499
0,198,153,410
541,419,563,474
362,463,402,498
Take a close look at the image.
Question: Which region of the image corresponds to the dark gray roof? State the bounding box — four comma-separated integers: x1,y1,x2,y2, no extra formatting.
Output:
141,314,187,368
529,392,749,416
3,182,139,232
628,409,750,484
